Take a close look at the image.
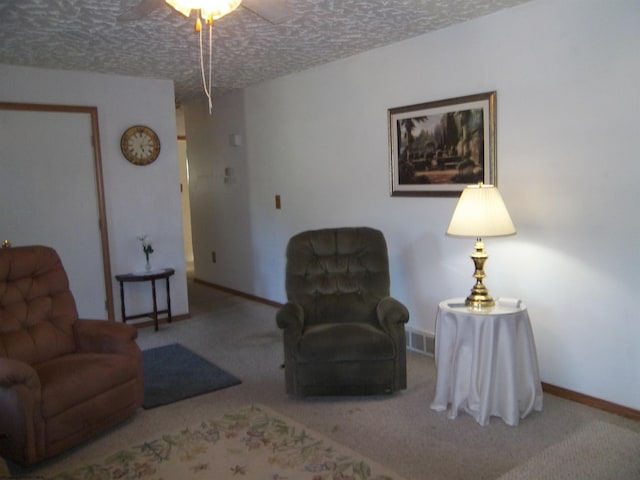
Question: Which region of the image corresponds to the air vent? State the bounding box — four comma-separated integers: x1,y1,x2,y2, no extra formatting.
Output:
405,327,435,356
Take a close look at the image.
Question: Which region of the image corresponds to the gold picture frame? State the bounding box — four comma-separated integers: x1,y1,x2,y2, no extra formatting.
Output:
388,91,497,197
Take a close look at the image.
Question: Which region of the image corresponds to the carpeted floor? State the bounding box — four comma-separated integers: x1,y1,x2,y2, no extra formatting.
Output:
497,421,640,480
6,278,640,479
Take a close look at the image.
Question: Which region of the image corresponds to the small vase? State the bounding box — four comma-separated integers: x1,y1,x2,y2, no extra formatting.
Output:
145,258,151,272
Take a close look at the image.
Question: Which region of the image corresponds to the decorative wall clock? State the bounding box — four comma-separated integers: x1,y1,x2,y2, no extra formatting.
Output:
120,125,161,165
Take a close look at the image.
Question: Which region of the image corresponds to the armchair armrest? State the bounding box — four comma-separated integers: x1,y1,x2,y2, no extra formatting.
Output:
0,358,43,464
0,358,40,393
74,319,138,355
276,302,305,353
276,302,304,333
377,296,410,332
275,302,305,393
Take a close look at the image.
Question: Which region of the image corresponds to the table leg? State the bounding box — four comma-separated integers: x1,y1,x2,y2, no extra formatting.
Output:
118,281,126,323
165,277,172,324
151,279,158,331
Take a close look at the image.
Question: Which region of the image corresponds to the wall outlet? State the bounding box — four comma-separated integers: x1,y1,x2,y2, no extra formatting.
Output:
211,251,216,263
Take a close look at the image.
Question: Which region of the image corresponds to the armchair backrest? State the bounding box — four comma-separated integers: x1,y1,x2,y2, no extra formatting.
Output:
285,227,390,327
0,245,78,365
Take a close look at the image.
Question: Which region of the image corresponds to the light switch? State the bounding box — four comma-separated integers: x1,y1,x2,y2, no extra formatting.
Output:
229,133,242,147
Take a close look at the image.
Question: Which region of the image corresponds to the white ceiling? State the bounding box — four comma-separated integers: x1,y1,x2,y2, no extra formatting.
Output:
0,0,531,103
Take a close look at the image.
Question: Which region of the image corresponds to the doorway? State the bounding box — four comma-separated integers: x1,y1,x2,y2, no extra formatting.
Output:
176,106,194,276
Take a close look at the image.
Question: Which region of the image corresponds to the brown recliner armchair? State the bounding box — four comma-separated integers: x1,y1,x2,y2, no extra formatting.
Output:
0,245,143,465
276,227,409,397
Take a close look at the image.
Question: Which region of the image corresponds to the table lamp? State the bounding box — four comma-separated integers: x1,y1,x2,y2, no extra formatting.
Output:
446,183,516,309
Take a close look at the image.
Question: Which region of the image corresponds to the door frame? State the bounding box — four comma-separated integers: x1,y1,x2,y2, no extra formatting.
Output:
0,101,115,321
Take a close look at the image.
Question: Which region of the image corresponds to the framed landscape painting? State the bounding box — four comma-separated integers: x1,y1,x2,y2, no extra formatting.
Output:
388,91,496,197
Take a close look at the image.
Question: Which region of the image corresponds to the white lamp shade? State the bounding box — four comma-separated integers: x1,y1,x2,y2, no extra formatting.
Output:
446,184,516,237
166,0,242,20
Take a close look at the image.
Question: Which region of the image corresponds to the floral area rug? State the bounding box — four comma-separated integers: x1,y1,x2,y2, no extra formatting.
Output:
46,404,407,480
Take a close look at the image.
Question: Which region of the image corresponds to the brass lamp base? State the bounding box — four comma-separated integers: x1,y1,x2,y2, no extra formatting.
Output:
465,238,495,310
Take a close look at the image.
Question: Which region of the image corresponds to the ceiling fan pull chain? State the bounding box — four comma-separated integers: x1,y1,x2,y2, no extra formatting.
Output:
198,16,213,114
208,21,213,113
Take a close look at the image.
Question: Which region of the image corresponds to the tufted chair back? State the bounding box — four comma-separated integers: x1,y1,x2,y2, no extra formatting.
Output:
285,227,390,327
0,245,78,365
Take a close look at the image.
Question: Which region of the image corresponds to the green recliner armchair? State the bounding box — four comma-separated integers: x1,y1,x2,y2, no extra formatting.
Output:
276,227,409,397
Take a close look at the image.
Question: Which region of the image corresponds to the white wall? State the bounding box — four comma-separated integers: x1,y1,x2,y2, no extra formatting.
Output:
0,65,189,321
186,0,640,410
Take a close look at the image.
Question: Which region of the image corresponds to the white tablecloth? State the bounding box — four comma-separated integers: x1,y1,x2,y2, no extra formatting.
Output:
430,298,543,426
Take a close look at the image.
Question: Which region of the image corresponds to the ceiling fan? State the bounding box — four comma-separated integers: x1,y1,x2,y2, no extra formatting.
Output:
117,0,292,24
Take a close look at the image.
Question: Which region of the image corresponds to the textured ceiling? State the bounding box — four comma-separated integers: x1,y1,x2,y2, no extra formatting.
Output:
0,0,531,103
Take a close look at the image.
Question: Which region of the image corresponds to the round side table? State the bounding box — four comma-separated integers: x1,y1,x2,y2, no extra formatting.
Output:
430,298,543,426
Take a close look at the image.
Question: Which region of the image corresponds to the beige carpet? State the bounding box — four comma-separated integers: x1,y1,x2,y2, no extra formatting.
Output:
43,404,406,480
497,421,640,480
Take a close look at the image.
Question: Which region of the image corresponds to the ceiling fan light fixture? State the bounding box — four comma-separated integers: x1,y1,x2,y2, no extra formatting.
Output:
165,0,242,114
165,0,242,22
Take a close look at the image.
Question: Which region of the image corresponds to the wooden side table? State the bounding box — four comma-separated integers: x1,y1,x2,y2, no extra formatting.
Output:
115,268,175,331
430,298,543,426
